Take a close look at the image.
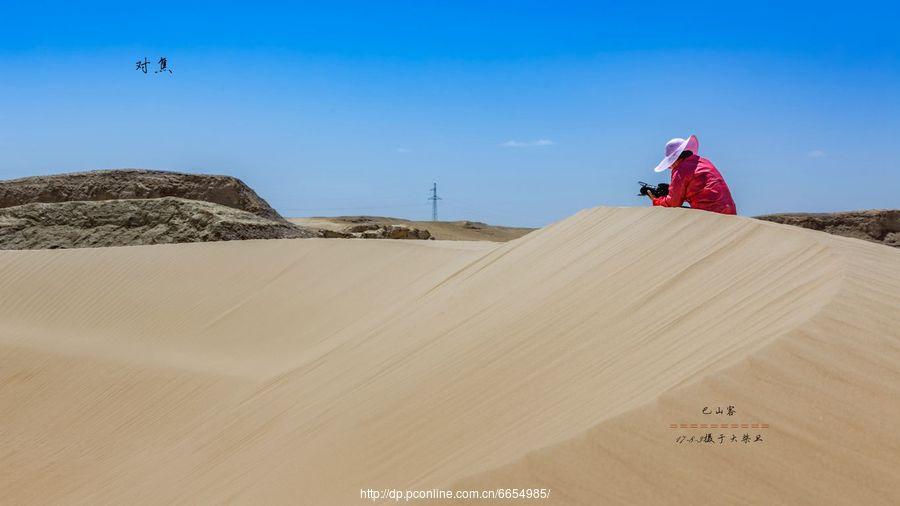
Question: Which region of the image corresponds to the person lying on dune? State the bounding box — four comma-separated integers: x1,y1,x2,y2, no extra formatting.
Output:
644,135,737,215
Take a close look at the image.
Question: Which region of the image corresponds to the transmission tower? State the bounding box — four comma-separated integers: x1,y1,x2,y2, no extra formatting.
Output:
428,182,441,221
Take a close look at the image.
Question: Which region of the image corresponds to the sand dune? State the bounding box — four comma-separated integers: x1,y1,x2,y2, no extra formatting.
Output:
0,207,898,504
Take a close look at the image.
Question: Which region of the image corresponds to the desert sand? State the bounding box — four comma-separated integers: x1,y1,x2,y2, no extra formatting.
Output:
1,206,898,504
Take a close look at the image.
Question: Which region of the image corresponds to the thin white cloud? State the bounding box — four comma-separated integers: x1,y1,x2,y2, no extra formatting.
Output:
808,149,825,158
396,147,412,153
499,139,555,148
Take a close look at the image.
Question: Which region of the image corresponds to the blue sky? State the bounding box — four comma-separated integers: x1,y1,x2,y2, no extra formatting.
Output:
1,1,898,226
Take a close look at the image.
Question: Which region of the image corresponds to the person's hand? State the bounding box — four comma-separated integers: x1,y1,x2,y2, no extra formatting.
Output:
645,190,656,199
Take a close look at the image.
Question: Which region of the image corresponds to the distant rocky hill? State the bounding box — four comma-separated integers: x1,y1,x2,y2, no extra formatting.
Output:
0,197,314,250
318,221,434,240
290,216,536,242
756,210,899,248
0,169,284,221
0,170,317,249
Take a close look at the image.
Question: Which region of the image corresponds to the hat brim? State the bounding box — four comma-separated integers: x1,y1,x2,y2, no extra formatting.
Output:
652,135,699,172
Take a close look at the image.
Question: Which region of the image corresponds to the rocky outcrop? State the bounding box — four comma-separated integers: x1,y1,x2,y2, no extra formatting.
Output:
0,197,315,250
756,210,899,247
319,223,432,240
383,225,432,240
0,169,284,221
319,229,354,239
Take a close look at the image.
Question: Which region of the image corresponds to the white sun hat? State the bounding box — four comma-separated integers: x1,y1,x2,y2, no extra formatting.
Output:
653,135,699,172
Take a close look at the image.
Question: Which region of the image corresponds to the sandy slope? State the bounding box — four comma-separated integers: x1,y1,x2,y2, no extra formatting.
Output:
0,207,898,504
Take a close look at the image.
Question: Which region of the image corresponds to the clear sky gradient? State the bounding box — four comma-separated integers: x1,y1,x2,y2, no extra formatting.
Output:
2,1,898,226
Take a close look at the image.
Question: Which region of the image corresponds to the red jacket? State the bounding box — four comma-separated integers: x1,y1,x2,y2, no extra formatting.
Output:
652,155,737,215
